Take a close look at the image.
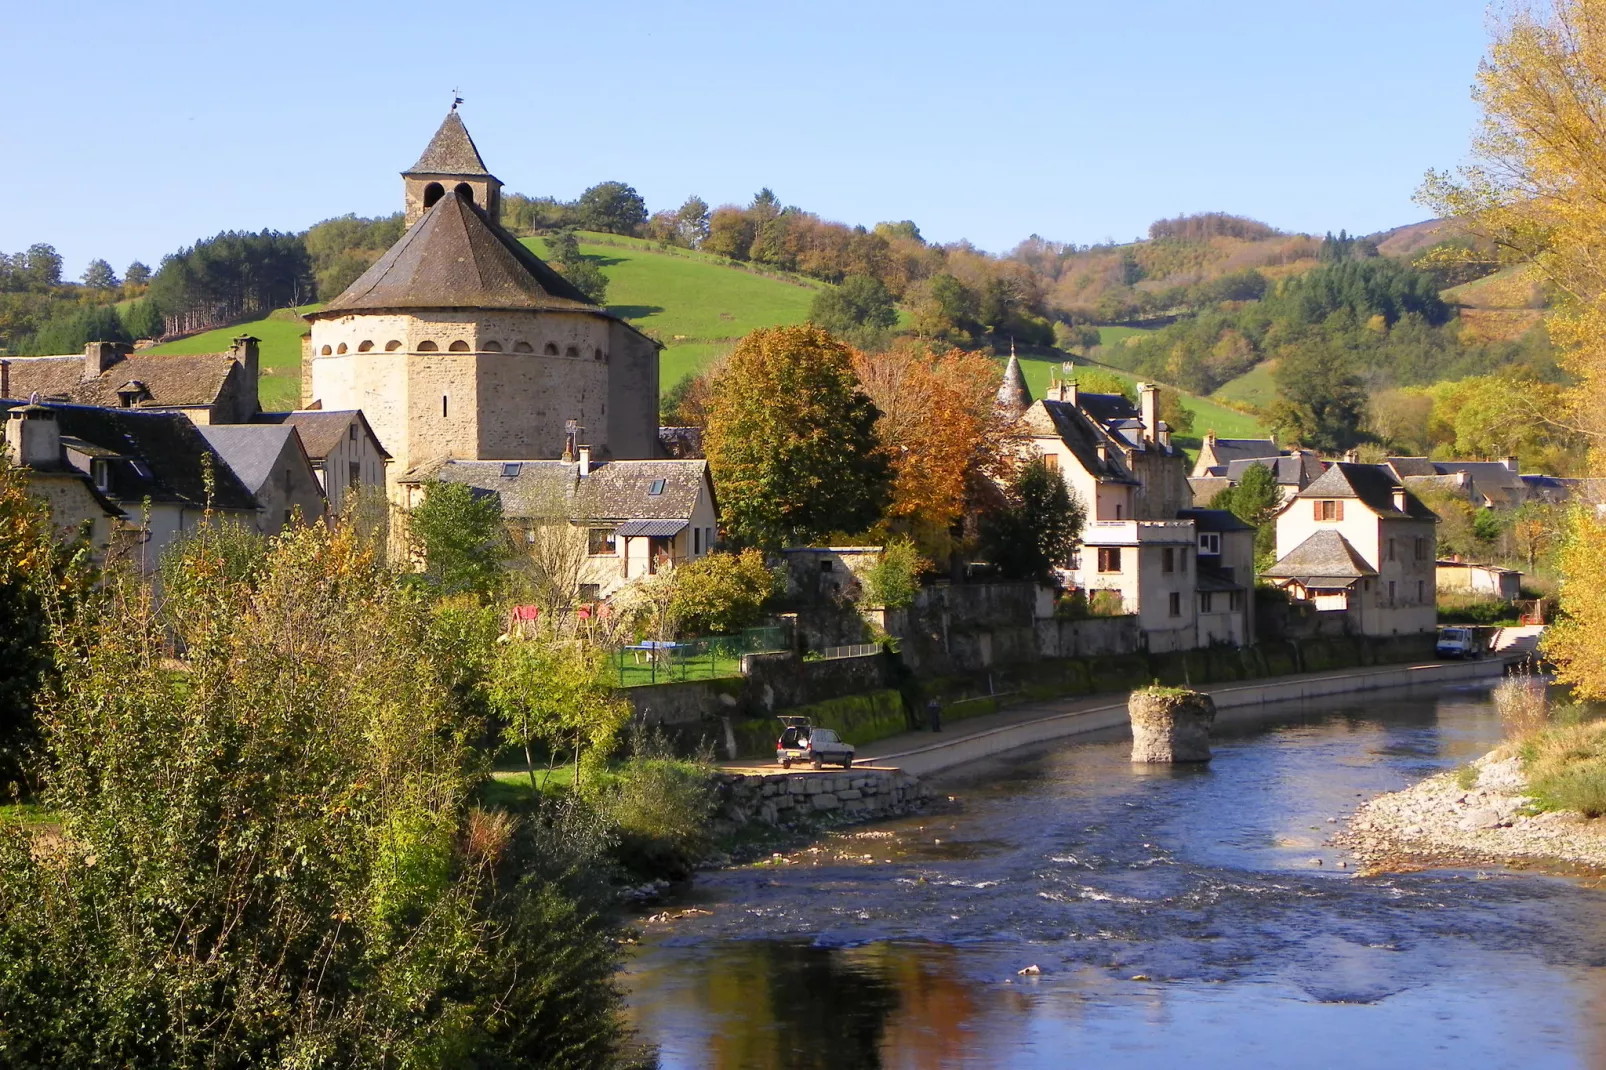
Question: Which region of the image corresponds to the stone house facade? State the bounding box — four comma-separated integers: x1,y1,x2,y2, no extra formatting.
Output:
3,404,124,557
196,425,326,534
255,410,390,513
1264,462,1438,636
1,338,261,426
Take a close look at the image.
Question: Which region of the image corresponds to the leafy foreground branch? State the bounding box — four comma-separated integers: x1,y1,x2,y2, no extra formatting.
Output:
0,519,648,1069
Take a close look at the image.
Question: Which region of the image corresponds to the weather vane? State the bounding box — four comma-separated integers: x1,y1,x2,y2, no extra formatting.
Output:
451,89,463,111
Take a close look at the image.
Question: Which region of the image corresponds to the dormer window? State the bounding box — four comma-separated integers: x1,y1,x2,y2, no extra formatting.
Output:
648,479,666,496
501,463,522,478
91,459,111,491
116,381,148,408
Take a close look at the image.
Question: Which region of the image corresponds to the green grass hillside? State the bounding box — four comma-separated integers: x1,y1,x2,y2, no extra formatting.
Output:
1210,360,1279,409
523,232,819,387
146,305,321,411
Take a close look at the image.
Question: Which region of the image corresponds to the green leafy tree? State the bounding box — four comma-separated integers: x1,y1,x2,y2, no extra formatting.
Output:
861,536,925,609
809,274,898,344
123,260,151,287
980,459,1084,581
409,481,509,597
23,244,61,288
0,519,633,1066
118,298,163,341
79,259,118,290
675,195,711,247
489,639,630,790
1269,340,1368,452
544,228,609,304
24,304,128,355
663,548,778,635
704,324,891,549
576,181,648,236
0,457,98,796
1209,461,1281,570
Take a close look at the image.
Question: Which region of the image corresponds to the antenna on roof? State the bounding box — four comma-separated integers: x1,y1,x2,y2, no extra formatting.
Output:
450,89,463,111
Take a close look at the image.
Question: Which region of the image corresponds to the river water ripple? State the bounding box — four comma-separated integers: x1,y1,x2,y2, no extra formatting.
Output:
624,683,1606,1069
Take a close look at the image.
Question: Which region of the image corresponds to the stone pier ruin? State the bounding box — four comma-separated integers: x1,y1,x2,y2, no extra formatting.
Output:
1128,687,1216,763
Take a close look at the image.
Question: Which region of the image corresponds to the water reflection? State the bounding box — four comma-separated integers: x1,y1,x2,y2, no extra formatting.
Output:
628,685,1606,1069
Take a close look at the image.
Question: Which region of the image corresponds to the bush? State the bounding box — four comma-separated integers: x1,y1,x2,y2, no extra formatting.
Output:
861,537,924,609
1522,722,1606,816
664,547,780,636
0,519,637,1066
1495,675,1550,740
596,730,717,880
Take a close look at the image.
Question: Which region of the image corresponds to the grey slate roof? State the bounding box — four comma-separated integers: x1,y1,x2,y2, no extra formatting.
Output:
196,425,305,497
256,410,392,461
1385,456,1438,479
1261,529,1377,584
996,353,1032,414
310,189,598,317
405,111,493,177
404,458,712,523
15,402,258,512
1024,397,1139,484
1224,454,1322,486
1206,437,1280,465
1297,462,1438,521
1188,476,1233,506
1177,507,1255,533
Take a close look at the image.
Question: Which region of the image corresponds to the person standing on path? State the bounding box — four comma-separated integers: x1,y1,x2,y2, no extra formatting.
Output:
926,698,942,733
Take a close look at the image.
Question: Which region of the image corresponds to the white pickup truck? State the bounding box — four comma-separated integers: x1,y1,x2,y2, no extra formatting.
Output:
1436,626,1483,660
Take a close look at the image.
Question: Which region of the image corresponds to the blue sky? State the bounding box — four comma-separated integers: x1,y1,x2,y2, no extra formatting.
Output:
0,0,1491,278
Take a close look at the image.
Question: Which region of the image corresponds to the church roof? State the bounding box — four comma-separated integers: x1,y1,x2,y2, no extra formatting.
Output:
405,111,492,177
310,189,599,317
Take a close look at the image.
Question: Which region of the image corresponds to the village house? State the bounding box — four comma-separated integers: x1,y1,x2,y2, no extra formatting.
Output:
398,453,716,600
998,357,1251,651
1179,507,1257,644
1262,462,1438,636
1,401,259,571
254,410,390,511
1190,433,1281,479
1436,559,1522,601
0,337,262,426
1188,452,1325,508
1385,455,1527,510
196,424,326,534
3,403,124,557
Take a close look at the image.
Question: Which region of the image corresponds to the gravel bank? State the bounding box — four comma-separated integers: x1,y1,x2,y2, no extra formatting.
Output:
1339,750,1606,872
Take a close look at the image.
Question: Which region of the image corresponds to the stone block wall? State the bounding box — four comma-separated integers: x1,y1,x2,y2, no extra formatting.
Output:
712,768,930,831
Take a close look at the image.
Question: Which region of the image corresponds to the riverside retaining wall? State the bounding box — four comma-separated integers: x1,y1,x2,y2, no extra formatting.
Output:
712,767,931,831
872,656,1512,778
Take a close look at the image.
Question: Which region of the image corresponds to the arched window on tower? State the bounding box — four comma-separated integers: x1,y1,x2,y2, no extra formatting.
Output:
422,182,445,209
454,182,475,206
514,341,534,353
320,345,332,356
448,340,470,352
593,347,604,361
543,343,559,356
384,340,402,352
357,340,374,352
336,343,348,355
565,345,579,358
483,340,503,352
417,340,439,352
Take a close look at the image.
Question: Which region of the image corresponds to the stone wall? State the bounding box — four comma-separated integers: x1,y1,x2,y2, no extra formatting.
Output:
712,767,931,831
741,651,894,713
1034,615,1142,658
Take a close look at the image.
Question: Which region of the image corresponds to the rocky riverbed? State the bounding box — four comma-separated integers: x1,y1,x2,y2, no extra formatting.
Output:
1340,749,1606,871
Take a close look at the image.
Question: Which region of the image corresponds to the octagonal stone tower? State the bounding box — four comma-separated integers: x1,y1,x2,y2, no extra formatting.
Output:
303,110,661,494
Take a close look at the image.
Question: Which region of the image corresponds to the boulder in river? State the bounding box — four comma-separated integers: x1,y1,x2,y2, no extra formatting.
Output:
1128,687,1216,763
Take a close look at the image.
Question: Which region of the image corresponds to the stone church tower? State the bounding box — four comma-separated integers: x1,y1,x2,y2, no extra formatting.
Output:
303,110,661,491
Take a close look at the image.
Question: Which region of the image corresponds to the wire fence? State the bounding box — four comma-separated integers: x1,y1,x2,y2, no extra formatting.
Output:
611,624,790,687
816,643,881,660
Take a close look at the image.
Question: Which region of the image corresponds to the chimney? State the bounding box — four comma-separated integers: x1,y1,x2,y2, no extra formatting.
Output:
5,404,61,469
0,359,9,400
578,445,591,477
1138,382,1159,443
231,336,260,419
1067,379,1079,406
1205,429,1217,446
83,340,128,379
1504,455,1520,475
563,419,579,461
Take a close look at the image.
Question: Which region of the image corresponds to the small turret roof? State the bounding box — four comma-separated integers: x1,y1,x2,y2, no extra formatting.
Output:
405,111,493,177
310,189,597,316
996,353,1033,414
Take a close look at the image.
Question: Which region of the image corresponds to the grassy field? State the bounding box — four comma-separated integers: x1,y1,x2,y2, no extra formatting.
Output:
145,305,321,411
1210,360,1279,409
525,231,817,387
1012,354,1267,461
1095,325,1154,347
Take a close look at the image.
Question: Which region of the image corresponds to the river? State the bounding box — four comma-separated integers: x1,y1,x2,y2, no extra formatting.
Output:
623,682,1606,1069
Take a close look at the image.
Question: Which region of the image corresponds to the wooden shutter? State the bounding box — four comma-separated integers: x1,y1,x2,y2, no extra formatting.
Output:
1313,500,1322,520
1335,500,1344,521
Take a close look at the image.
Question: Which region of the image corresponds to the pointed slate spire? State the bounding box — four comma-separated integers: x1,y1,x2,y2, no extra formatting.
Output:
996,345,1033,415
406,111,492,177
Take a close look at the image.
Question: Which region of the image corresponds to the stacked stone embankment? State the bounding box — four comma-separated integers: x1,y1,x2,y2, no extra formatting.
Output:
1128,688,1216,763
713,768,930,832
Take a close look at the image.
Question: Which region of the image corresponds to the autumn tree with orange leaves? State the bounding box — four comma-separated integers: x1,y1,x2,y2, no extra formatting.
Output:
852,341,1015,561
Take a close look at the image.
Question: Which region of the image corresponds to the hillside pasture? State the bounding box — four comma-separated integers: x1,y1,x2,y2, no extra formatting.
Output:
145,305,319,411
1210,360,1279,409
